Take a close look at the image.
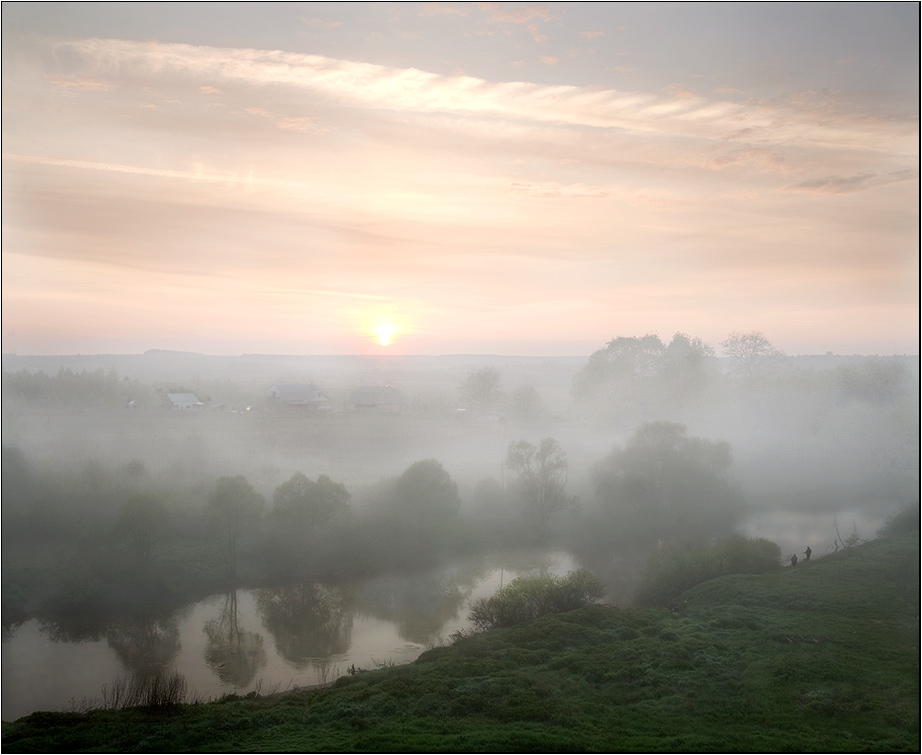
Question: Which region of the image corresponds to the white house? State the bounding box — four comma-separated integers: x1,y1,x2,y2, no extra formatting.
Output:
167,393,203,411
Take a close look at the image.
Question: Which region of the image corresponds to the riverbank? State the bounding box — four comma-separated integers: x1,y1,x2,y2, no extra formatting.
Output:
3,531,917,753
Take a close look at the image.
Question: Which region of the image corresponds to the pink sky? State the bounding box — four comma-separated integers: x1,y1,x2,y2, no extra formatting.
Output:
2,3,918,356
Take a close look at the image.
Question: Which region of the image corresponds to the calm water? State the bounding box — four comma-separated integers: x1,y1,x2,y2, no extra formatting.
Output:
2,551,579,721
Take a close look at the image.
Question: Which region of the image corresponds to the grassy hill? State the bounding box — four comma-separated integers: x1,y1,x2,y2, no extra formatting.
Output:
3,533,918,753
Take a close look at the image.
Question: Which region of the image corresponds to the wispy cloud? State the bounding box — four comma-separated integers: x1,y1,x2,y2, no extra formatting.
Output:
44,75,112,91
58,38,917,157
783,169,918,195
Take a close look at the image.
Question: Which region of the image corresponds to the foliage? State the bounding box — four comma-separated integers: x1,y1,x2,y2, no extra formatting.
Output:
99,671,190,710
110,493,173,569
457,366,503,415
390,459,460,527
206,476,264,580
634,534,782,607
271,472,350,530
505,438,577,536
592,421,743,547
507,385,543,421
836,357,913,404
468,568,605,631
720,331,786,378
877,503,920,538
571,333,717,425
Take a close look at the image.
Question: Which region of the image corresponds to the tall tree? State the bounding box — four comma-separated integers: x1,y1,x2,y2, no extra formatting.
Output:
206,476,263,581
111,493,172,573
506,438,577,536
571,333,717,425
592,421,743,546
458,366,503,415
720,331,785,378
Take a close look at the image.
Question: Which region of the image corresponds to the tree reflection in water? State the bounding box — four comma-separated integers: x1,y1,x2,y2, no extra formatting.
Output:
358,564,484,646
105,611,182,677
254,582,352,669
203,591,266,687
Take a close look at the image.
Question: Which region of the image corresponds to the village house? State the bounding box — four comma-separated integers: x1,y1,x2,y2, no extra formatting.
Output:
347,385,408,413
266,383,334,413
167,393,204,412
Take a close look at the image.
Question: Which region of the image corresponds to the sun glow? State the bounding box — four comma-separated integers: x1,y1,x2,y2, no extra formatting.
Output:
375,323,395,346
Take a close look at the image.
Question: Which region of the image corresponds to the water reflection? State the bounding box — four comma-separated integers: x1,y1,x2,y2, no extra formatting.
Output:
106,612,181,677
254,582,353,668
203,591,267,686
358,564,484,646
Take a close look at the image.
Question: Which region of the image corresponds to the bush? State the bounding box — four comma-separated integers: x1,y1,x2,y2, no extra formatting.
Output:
635,534,781,607
468,568,605,631
877,503,920,538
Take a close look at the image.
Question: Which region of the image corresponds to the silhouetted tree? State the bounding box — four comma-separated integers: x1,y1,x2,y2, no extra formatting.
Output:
571,333,716,425
592,421,743,546
272,472,350,530
206,476,263,581
111,493,173,572
508,385,543,421
720,331,785,378
458,366,503,415
506,438,577,537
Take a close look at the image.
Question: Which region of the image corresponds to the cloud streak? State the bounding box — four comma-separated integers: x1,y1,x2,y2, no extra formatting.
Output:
60,38,917,156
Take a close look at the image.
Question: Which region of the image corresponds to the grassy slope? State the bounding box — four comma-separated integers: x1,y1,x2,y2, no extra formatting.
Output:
4,534,918,753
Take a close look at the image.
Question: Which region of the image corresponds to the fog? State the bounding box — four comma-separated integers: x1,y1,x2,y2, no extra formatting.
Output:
2,340,918,718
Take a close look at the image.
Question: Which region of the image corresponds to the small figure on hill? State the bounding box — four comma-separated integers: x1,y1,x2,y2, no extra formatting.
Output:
804,546,812,562
790,554,798,567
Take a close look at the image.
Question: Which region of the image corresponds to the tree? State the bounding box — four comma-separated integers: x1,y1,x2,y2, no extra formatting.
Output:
506,438,577,536
592,421,743,546
508,385,543,421
206,476,264,580
271,472,350,530
267,473,351,574
391,459,460,528
720,331,785,378
467,569,605,631
111,493,173,573
458,366,503,415
571,333,717,425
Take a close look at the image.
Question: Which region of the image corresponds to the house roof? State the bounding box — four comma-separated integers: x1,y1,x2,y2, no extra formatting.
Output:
167,393,202,405
267,383,330,405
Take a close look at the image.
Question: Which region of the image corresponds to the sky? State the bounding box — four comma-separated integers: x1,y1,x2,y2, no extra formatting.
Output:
2,2,918,356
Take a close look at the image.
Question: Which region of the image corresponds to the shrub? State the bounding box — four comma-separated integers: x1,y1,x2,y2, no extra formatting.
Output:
100,670,190,709
468,568,605,631
877,503,920,538
635,534,781,607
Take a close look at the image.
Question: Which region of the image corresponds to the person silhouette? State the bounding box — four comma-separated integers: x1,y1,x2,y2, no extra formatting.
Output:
804,546,812,562
790,554,798,567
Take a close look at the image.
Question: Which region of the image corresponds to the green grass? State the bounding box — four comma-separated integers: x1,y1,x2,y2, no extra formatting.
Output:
3,534,918,753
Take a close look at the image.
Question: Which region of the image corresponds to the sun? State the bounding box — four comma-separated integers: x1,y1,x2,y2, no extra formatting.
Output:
375,323,395,346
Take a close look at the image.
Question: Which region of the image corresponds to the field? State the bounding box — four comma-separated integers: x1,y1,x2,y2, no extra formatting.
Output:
3,531,917,753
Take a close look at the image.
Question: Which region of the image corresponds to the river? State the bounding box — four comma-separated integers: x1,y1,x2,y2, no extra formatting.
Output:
2,551,580,721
